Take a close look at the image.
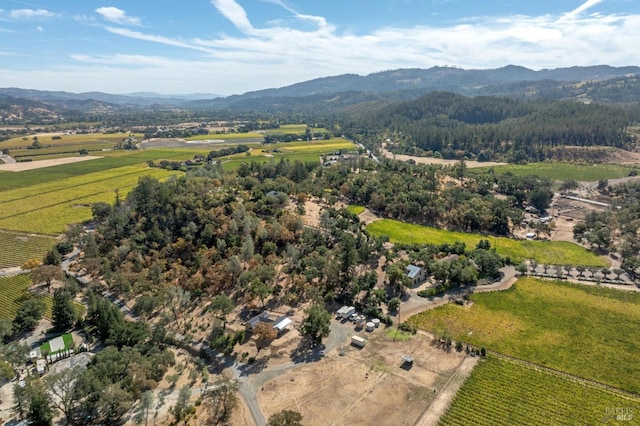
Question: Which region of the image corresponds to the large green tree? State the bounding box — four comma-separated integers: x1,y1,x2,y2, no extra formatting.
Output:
300,304,331,344
52,288,76,331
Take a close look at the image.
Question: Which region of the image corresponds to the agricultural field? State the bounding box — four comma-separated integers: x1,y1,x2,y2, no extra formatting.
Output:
219,138,358,171
440,355,640,426
0,275,52,320
346,205,366,215
0,231,56,268
474,162,637,181
409,277,640,393
0,148,198,191
0,164,180,234
263,124,328,135
184,132,263,140
2,132,143,161
367,219,608,266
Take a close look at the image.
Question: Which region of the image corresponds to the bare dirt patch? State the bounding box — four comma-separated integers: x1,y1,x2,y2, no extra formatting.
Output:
381,145,505,169
258,331,468,426
0,156,101,172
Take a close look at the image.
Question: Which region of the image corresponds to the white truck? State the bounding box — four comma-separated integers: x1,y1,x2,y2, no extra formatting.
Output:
337,306,356,320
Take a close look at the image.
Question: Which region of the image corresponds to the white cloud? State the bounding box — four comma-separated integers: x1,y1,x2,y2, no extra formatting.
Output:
36,26,43,32
210,0,254,33
7,1,640,95
95,7,141,26
8,9,56,20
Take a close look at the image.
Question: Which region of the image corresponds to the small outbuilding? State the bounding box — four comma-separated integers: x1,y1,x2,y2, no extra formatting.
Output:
273,315,292,334
406,264,426,286
247,311,271,330
401,354,414,365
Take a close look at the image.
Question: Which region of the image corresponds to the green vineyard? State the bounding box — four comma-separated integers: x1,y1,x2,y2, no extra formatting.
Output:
0,275,53,320
0,165,179,234
440,356,640,425
410,277,640,394
0,230,56,268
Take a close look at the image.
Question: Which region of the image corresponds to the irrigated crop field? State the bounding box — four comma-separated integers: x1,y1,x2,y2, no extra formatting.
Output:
0,231,56,268
0,275,52,320
439,355,640,426
367,219,608,266
409,277,640,394
474,162,637,181
220,138,357,171
0,164,179,234
3,132,143,161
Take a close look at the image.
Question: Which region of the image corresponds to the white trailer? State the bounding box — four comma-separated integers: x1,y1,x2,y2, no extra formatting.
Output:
351,335,366,348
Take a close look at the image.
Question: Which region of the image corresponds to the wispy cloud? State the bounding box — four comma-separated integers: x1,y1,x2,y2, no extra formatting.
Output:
103,27,214,53
6,8,56,20
95,6,141,26
210,0,254,33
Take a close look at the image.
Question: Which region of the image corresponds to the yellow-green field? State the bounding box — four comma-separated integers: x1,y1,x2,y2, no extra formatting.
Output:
346,205,366,215
440,355,640,426
217,138,358,171
367,219,608,266
263,124,328,135
0,231,56,268
3,132,143,161
409,277,640,393
0,164,179,234
0,275,52,320
185,132,263,140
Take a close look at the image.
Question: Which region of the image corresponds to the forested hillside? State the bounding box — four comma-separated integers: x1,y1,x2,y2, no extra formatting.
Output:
344,92,638,162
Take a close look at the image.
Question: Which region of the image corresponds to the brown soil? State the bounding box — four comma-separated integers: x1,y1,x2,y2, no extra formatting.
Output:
258,331,468,426
380,144,505,169
0,156,101,172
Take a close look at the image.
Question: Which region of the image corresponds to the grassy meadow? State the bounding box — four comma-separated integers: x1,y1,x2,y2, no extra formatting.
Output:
409,277,640,393
366,219,608,266
440,355,640,426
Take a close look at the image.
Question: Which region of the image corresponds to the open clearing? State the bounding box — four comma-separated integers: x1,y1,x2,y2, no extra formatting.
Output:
381,144,505,168
258,330,467,426
367,219,608,266
0,155,101,172
474,162,638,181
409,277,640,394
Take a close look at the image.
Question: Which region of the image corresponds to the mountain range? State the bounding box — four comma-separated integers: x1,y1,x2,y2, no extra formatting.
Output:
1,65,639,123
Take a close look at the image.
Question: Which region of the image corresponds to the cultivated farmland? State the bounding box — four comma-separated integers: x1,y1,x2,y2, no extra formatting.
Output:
0,164,179,234
367,219,608,266
0,275,52,320
439,355,640,426
409,277,640,394
0,230,56,268
474,162,637,181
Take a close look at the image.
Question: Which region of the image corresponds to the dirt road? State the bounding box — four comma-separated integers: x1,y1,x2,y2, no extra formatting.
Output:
380,144,505,168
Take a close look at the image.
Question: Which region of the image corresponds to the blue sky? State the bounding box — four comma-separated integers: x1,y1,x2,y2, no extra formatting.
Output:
0,0,638,95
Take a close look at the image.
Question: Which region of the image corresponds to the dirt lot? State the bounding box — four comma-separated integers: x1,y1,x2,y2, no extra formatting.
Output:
0,156,101,172
258,330,467,426
380,144,505,169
